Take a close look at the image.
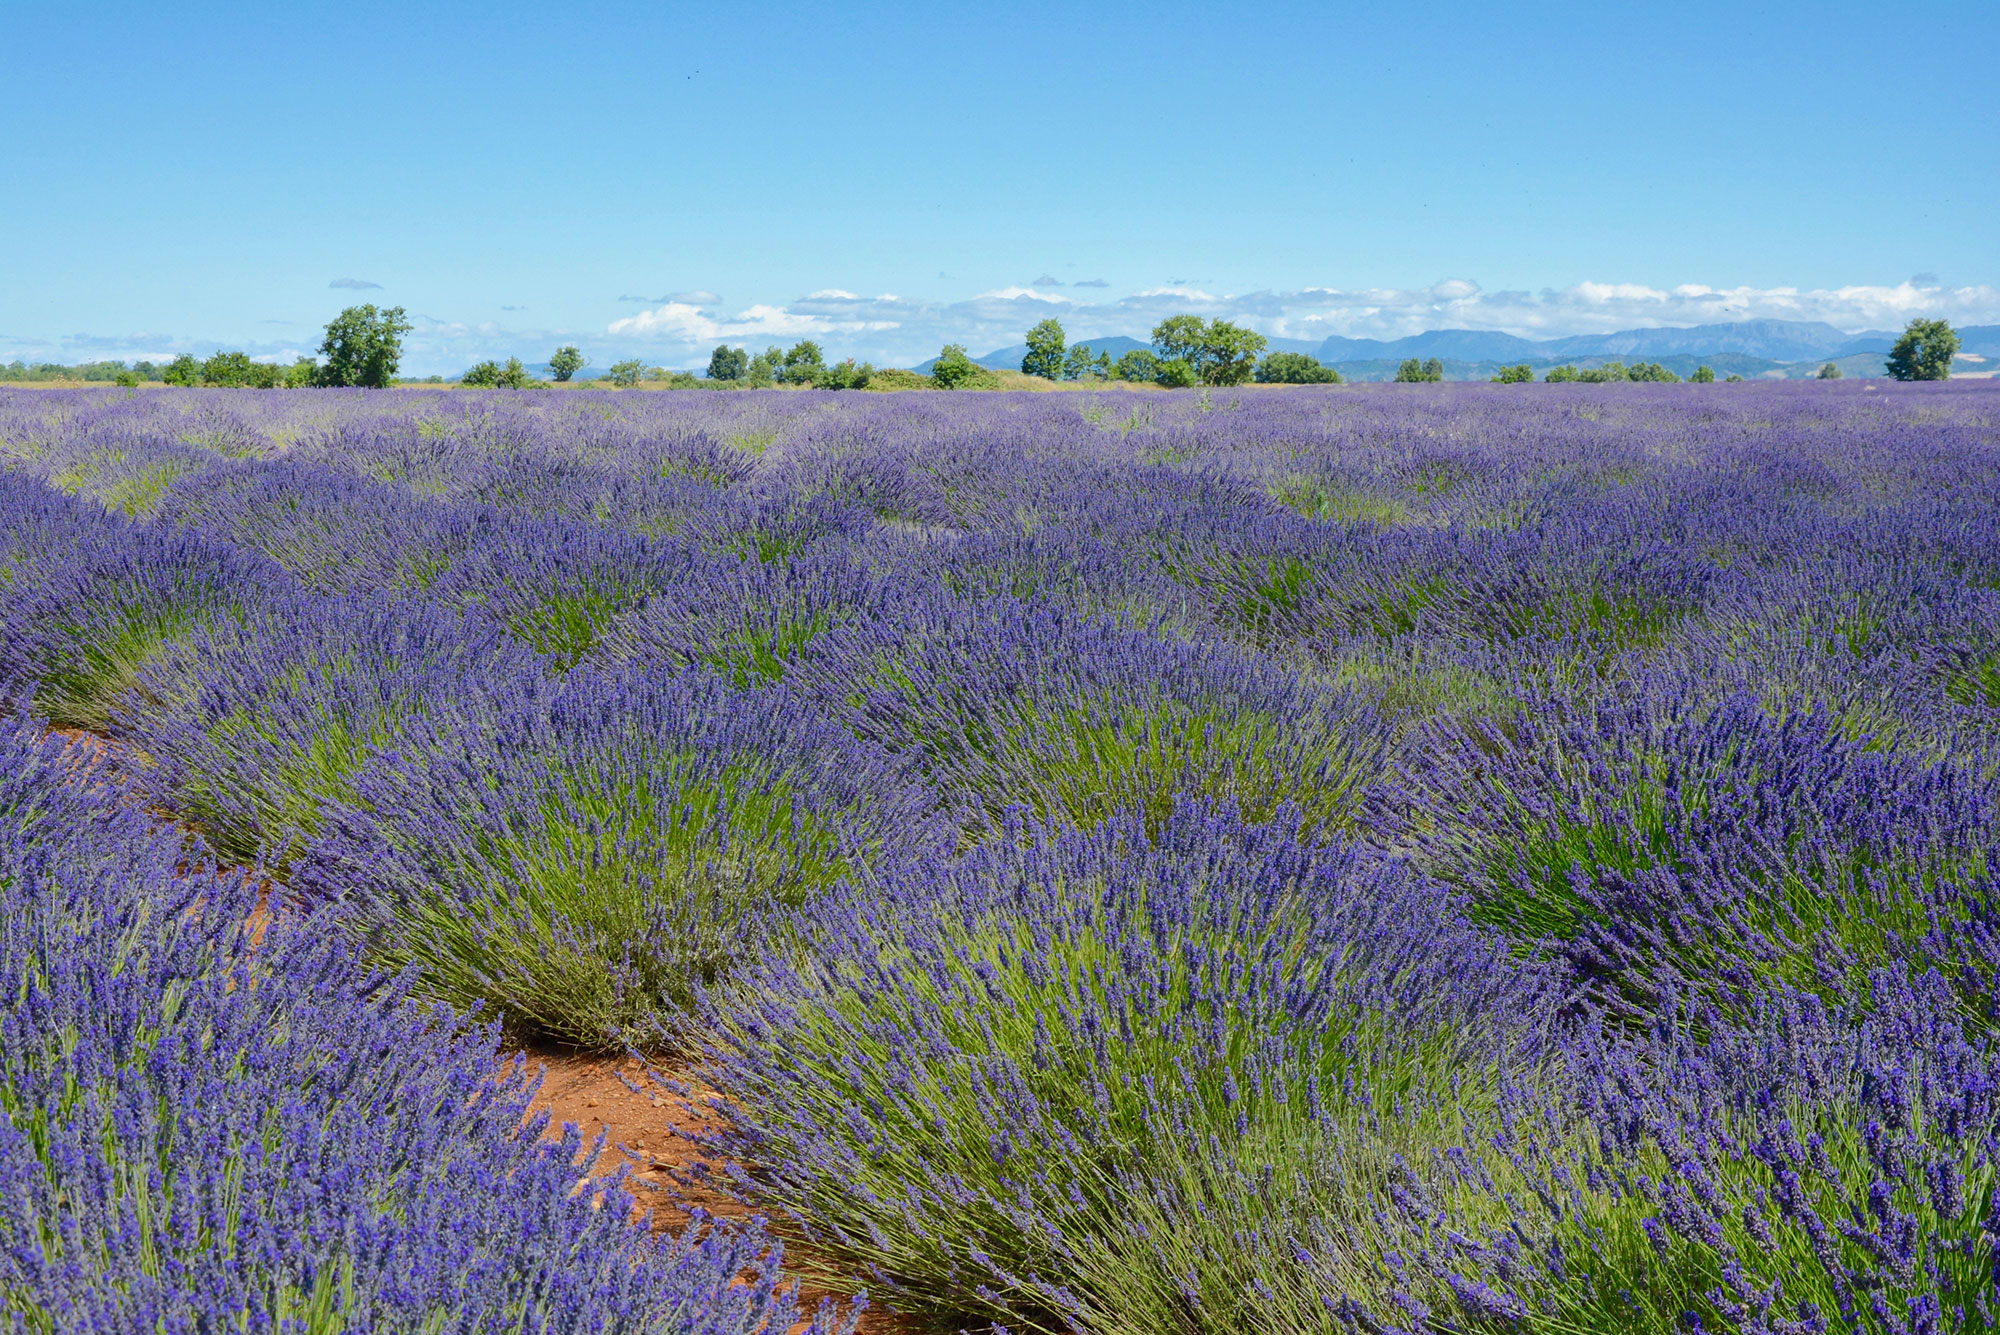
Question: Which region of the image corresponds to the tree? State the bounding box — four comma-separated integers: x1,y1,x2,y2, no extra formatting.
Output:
1887,319,1958,381
1200,321,1267,385
1095,350,1113,379
931,343,977,389
1155,357,1198,389
814,358,872,390
1062,342,1098,381
1816,362,1843,380
707,345,748,381
200,350,259,386
463,356,532,388
1691,365,1716,383
1627,362,1680,383
1394,358,1444,383
606,358,646,388
1256,351,1339,384
1150,315,1208,365
1544,364,1579,383
162,354,202,386
1491,364,1534,383
1113,349,1162,383
780,341,825,385
549,346,586,382
746,346,783,387
1022,319,1066,380
317,305,411,387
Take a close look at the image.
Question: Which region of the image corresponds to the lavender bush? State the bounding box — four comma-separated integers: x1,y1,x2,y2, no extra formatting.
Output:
0,717,850,1334
300,666,942,1049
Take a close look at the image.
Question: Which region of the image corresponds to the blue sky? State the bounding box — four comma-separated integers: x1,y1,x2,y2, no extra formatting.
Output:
2,0,1995,374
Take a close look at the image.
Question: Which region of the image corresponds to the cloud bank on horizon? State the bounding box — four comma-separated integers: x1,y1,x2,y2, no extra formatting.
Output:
598,277,2000,365
9,276,1997,373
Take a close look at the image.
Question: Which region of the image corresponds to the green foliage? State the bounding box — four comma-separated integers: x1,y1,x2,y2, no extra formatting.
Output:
162,354,203,387
1112,348,1161,383
867,368,931,391
812,359,872,391
1062,342,1099,381
283,357,319,388
548,345,586,382
1691,364,1716,383
1887,317,1959,381
1150,316,1267,386
706,345,748,381
1154,357,1198,389
1255,351,1339,384
605,358,646,388
1817,361,1843,380
1492,363,1535,383
316,305,411,388
930,343,978,389
779,341,825,385
1394,357,1445,383
461,357,532,389
1627,362,1680,382
745,346,783,387
1726,373,1746,382
1022,319,1066,380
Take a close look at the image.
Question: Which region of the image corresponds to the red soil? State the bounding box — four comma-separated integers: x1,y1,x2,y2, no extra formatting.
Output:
527,1051,928,1334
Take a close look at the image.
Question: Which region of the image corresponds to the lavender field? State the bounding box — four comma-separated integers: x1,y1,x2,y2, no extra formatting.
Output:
5,379,2000,1333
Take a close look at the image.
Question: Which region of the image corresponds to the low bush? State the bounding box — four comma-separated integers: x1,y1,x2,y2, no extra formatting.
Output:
124,594,543,865
300,667,943,1049
693,801,1555,1332
794,595,1393,840
0,718,849,1334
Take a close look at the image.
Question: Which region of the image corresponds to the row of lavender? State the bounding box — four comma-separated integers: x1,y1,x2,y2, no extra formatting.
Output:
3,382,1999,1332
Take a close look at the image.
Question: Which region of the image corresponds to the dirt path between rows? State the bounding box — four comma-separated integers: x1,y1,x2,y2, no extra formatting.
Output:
526,1052,926,1334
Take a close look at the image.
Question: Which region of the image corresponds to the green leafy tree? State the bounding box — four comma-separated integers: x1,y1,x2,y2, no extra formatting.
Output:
814,358,873,390
1155,357,1198,389
931,344,977,389
1095,349,1113,379
1022,319,1066,380
1816,362,1843,379
1691,365,1716,383
1062,342,1098,381
1725,373,1746,382
746,346,783,387
162,354,202,386
1544,364,1579,383
549,346,586,382
1627,362,1680,382
114,370,140,388
1887,318,1958,381
316,305,411,388
1150,315,1208,365
706,345,748,381
1200,321,1267,385
1394,357,1444,383
1491,364,1535,383
1113,349,1162,383
780,340,826,385
1255,351,1339,384
606,359,646,389
284,357,319,388
463,356,532,388
200,350,259,386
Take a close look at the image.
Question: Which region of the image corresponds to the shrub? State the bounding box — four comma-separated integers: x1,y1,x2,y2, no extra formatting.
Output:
1387,686,2000,1025
0,719,846,1335
1112,348,1161,382
1254,351,1339,383
462,356,532,388
300,667,941,1049
606,358,647,388
930,343,977,389
1492,363,1535,383
0,481,281,730
1394,357,1445,382
693,801,1554,1332
125,594,544,865
793,595,1392,840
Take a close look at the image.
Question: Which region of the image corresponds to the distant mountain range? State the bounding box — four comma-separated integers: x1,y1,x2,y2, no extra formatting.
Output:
941,320,2000,380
